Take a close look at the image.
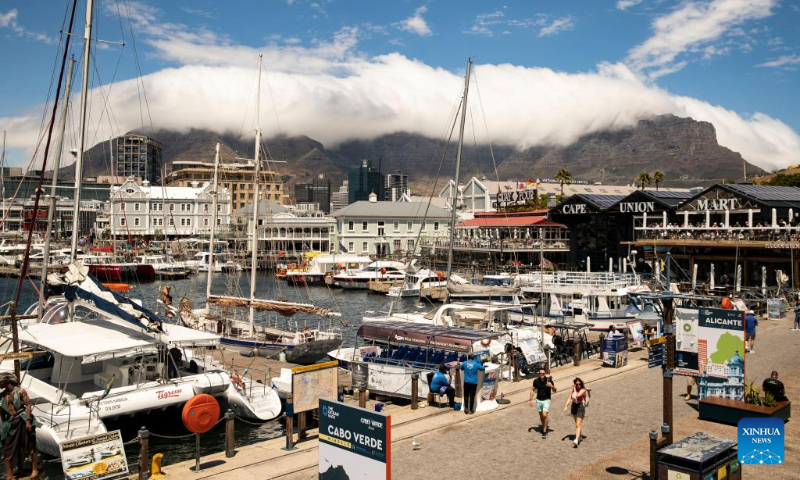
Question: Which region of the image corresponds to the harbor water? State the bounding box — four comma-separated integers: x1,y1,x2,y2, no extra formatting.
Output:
0,271,424,478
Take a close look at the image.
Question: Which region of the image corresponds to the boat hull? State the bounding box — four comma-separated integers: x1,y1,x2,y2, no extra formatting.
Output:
220,337,344,365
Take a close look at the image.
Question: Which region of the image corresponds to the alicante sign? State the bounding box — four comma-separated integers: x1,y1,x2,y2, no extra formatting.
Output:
619,201,655,213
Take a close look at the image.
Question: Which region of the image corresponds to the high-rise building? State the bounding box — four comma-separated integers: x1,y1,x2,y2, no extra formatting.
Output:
385,171,409,202
347,159,383,204
331,181,349,213
114,134,162,184
294,174,331,213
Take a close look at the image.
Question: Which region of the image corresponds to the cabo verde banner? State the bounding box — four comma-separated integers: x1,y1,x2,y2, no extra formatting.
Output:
319,399,391,480
697,308,746,401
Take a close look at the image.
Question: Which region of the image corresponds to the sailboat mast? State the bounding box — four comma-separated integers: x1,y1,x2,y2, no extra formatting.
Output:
206,143,220,298
1,130,5,230
249,54,263,335
445,59,472,283
39,57,76,313
70,0,94,261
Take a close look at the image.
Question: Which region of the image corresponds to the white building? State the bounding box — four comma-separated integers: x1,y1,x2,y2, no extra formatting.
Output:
102,178,230,238
233,200,336,255
332,193,451,257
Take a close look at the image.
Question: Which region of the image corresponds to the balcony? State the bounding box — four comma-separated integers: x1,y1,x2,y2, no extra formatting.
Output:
420,238,569,253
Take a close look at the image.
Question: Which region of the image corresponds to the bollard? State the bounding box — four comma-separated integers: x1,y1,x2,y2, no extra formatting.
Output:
337,385,345,402
649,430,658,480
512,352,521,382
284,394,296,451
150,453,167,479
224,409,235,458
573,342,581,367
138,426,149,480
358,389,367,408
411,373,419,410
298,411,308,440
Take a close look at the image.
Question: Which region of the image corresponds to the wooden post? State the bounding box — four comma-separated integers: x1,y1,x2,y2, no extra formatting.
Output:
411,373,419,410
138,426,149,480
545,348,552,374
573,341,581,366
662,297,674,446
224,409,235,458
512,352,521,382
454,366,463,398
358,389,367,408
298,411,308,440
284,394,295,451
649,430,658,479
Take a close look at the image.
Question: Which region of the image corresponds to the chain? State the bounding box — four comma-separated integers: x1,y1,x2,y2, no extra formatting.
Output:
149,431,196,440
234,414,270,426
123,437,141,446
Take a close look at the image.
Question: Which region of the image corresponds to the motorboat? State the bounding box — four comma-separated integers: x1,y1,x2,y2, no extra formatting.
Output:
135,254,191,279
387,268,447,298
185,251,242,273
285,254,372,285
333,260,407,290
77,254,156,282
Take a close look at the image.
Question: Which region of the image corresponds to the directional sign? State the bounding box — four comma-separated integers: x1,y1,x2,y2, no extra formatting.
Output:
648,343,665,368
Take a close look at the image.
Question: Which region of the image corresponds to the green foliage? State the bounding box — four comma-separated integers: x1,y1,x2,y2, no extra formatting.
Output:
555,193,564,205
539,194,549,209
765,173,800,187
554,168,573,195
635,171,653,190
653,171,665,190
763,392,777,408
744,379,763,406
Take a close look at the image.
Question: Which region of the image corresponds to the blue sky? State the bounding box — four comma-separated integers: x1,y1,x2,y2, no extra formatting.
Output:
0,0,798,170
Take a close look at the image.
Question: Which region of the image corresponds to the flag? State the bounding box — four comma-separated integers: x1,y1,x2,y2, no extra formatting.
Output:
540,257,554,270
339,241,348,253
526,178,535,187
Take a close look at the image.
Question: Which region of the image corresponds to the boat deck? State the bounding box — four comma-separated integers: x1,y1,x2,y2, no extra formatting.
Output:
211,347,351,388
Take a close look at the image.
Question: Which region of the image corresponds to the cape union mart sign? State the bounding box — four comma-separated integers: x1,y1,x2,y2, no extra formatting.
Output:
560,203,588,214
619,201,655,213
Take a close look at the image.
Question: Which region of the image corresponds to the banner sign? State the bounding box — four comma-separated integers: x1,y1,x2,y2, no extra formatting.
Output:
292,361,339,414
59,430,129,480
497,189,538,204
675,308,700,376
698,308,746,401
627,320,645,343
319,399,390,480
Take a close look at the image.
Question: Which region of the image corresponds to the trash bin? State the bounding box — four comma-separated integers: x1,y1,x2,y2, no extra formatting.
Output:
657,432,741,480
602,336,628,368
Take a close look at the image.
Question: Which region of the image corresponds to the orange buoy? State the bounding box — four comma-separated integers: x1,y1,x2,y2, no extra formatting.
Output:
436,271,445,281
103,283,131,293
182,394,221,434
380,267,387,275
721,297,734,309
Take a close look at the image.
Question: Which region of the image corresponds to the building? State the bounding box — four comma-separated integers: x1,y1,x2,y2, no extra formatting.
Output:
3,197,103,238
101,178,230,238
333,193,450,256
113,134,162,184
1,169,112,202
231,200,289,231
294,174,331,214
331,181,349,212
385,171,409,202
348,160,383,204
165,159,284,212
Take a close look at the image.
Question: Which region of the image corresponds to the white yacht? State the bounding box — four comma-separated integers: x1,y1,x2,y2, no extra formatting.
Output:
387,268,447,298
186,251,242,273
285,254,372,284
135,254,191,279
333,260,407,290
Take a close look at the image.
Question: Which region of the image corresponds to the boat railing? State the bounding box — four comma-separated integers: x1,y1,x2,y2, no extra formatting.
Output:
516,271,640,290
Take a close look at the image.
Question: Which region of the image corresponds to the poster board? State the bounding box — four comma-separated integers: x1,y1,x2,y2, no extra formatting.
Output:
59,430,129,480
319,399,390,480
674,308,700,376
292,360,339,413
697,308,746,401
627,320,645,343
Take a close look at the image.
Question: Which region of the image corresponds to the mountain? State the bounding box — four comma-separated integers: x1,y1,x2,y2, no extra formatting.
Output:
58,114,763,192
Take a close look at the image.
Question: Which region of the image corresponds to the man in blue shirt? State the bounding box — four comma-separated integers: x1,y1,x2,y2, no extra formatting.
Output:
793,304,800,331
745,310,758,354
429,365,455,408
459,354,485,415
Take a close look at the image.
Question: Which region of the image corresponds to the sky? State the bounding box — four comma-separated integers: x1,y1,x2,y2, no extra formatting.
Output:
0,0,799,173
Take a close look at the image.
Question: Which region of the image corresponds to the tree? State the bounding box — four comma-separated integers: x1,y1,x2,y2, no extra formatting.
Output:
635,171,652,190
653,171,665,190
554,168,573,196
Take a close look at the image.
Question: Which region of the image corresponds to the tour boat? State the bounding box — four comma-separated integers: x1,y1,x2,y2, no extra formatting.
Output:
333,260,407,289
135,254,191,279
387,268,447,297
185,251,242,273
285,254,372,284
78,254,156,282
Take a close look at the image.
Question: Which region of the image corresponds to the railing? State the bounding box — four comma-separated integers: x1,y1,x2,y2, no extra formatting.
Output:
420,238,569,251
515,271,641,290
635,225,800,242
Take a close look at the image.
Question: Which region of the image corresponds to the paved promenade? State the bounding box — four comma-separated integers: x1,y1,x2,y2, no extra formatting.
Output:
142,315,798,479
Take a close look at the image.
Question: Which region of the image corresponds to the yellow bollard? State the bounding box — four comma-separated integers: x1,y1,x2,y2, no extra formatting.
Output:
150,453,167,479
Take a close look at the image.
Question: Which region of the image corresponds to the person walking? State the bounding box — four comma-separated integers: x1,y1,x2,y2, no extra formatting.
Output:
563,377,589,448
0,373,38,480
793,303,800,331
529,367,556,439
745,309,758,353
459,354,484,415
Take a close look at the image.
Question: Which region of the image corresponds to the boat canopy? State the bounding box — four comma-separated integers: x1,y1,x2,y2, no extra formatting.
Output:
208,295,341,317
18,319,219,364
358,321,503,352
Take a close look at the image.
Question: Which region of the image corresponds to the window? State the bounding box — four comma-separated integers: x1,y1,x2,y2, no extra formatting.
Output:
217,218,222,226
362,221,368,232
203,204,209,213
119,217,126,226
393,239,401,251
347,221,354,232
125,188,135,194
434,222,440,231
348,242,354,252
407,239,415,250
421,221,427,231
204,218,209,227
362,242,368,252
169,204,175,211
134,203,140,212
378,221,385,236
133,218,140,226
393,221,399,232
152,203,162,212
407,221,413,232
169,218,174,226
186,218,191,227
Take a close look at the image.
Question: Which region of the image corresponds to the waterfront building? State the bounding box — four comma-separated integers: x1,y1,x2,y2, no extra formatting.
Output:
3,197,103,238
165,159,284,212
294,174,331,213
113,134,162,184
385,171,409,202
348,160,383,204
330,181,349,212
100,178,230,238
1,169,112,203
333,194,450,256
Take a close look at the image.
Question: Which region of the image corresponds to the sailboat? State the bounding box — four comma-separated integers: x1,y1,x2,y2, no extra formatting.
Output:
179,55,343,365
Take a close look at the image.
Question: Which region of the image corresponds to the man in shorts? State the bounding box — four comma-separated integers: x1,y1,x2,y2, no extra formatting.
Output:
529,368,556,439
745,310,758,353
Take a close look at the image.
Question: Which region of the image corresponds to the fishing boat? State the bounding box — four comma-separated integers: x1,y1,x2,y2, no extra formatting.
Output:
332,260,407,290
285,253,371,284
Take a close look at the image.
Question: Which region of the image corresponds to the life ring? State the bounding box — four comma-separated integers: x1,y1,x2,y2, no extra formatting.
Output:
182,394,220,434
380,267,387,275
437,271,445,281
480,338,491,347
721,297,733,309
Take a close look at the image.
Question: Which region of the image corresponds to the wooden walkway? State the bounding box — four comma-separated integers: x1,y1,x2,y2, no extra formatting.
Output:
211,347,351,388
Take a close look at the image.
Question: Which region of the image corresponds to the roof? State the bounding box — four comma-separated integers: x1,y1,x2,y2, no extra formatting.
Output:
332,201,451,219
457,215,564,228
612,189,694,210
680,183,800,210
233,200,288,216
474,179,651,197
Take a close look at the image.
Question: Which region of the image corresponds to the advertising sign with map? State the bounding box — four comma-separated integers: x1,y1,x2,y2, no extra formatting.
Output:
697,308,746,401
292,360,339,413
319,399,390,480
59,430,129,480
675,308,700,376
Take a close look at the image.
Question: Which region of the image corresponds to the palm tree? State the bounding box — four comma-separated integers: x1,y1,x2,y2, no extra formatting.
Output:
635,171,652,190
653,171,665,191
554,168,573,196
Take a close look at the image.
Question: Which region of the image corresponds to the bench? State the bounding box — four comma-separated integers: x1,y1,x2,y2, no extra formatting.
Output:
698,397,791,425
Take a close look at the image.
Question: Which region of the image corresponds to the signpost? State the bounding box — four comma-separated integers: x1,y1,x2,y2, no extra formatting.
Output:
648,337,665,368
59,430,129,480
318,399,391,480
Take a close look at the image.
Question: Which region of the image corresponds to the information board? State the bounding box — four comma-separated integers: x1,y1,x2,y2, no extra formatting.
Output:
674,308,700,376
698,308,746,401
319,399,390,480
648,337,665,368
292,360,339,413
59,430,129,480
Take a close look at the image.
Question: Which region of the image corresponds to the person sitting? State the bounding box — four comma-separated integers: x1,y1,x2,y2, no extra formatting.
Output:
763,371,788,402
607,325,621,337
430,364,456,408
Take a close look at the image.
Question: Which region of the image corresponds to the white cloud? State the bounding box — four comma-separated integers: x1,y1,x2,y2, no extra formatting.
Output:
616,0,644,11
2,3,798,174
395,6,432,36
538,16,575,37
0,8,55,44
757,54,800,69
627,0,778,78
